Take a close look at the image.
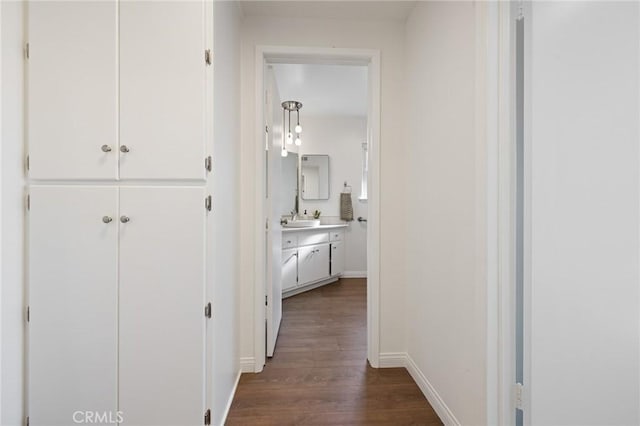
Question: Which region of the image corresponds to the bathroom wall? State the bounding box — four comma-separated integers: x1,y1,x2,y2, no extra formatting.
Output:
296,115,368,276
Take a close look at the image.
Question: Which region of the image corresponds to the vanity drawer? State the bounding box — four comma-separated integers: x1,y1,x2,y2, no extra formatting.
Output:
297,232,329,247
329,230,344,242
282,235,298,249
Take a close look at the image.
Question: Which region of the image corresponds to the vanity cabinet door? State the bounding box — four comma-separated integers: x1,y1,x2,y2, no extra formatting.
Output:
298,243,330,285
331,242,345,276
282,248,298,291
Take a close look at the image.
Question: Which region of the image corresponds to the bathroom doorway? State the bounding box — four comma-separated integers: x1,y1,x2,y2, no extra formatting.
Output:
253,47,381,370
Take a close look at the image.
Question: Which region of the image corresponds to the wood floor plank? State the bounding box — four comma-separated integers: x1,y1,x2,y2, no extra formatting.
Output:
226,279,442,425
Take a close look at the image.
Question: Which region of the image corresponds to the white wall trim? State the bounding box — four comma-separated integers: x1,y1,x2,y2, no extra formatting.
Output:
378,352,406,368
342,270,367,279
378,352,461,426
254,45,382,371
405,354,461,426
478,1,518,424
239,357,256,373
217,369,241,426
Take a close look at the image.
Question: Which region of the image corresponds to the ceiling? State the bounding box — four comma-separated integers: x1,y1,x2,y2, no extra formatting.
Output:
271,63,368,117
239,1,417,22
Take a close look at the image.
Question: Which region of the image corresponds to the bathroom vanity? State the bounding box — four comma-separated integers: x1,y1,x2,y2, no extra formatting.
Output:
281,224,347,297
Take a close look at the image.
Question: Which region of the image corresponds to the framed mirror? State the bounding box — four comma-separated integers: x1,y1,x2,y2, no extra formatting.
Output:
301,155,329,200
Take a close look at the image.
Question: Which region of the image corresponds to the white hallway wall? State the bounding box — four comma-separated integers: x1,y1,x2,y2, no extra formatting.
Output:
528,2,640,424
1,2,26,424
298,115,368,275
240,16,407,363
404,2,486,425
211,2,242,425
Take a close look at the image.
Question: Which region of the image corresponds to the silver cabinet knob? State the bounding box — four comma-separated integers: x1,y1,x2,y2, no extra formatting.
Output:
102,216,113,223
120,145,130,153
101,145,112,153
120,216,130,223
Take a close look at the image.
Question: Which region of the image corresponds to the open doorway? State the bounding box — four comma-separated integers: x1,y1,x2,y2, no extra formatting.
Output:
253,47,381,370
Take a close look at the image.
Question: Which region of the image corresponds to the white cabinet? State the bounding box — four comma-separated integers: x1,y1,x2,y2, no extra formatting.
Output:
281,228,346,296
27,1,208,181
27,2,118,180
298,243,330,285
331,242,345,276
28,186,207,426
282,248,298,291
119,187,206,426
28,186,118,426
119,1,206,180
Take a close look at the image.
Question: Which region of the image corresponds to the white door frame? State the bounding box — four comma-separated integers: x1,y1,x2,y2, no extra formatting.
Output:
484,1,520,425
253,46,381,370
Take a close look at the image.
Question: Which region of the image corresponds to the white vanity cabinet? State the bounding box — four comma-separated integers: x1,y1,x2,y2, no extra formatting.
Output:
298,243,330,284
281,226,346,297
331,242,345,276
282,248,298,291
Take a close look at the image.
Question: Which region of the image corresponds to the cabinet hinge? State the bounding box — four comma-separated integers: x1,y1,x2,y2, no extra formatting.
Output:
25,43,29,59
204,409,211,425
205,195,212,212
205,49,212,66
26,415,29,426
205,156,212,173
514,382,524,410
265,295,268,306
26,194,30,211
26,306,30,323
204,302,212,319
26,155,30,171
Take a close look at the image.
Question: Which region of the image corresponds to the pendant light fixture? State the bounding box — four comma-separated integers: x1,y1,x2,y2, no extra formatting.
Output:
282,101,303,152
281,108,288,157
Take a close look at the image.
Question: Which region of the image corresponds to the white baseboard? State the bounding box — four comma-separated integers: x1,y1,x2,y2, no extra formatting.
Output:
239,357,255,373
404,354,461,426
378,352,407,368
217,369,241,426
342,271,367,278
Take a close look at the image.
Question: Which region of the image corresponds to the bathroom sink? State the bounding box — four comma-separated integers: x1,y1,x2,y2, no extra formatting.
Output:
284,219,321,228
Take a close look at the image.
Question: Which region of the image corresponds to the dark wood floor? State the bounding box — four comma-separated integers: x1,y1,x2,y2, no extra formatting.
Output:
226,278,442,425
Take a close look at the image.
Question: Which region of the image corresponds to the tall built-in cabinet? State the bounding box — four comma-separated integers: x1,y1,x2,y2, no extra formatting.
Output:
26,2,213,425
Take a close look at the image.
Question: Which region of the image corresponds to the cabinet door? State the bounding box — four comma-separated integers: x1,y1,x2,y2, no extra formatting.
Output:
119,1,206,180
331,242,345,276
28,186,118,426
282,248,298,291
119,187,206,426
27,2,118,180
298,244,330,285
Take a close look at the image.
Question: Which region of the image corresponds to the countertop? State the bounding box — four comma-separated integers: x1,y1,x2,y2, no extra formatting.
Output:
282,223,349,233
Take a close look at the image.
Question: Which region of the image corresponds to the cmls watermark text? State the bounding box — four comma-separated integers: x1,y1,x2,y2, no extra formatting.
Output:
72,411,124,424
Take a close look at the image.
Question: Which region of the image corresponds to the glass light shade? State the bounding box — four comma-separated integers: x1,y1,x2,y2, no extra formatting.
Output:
294,137,302,146
281,148,288,157
295,124,302,134
287,132,293,144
